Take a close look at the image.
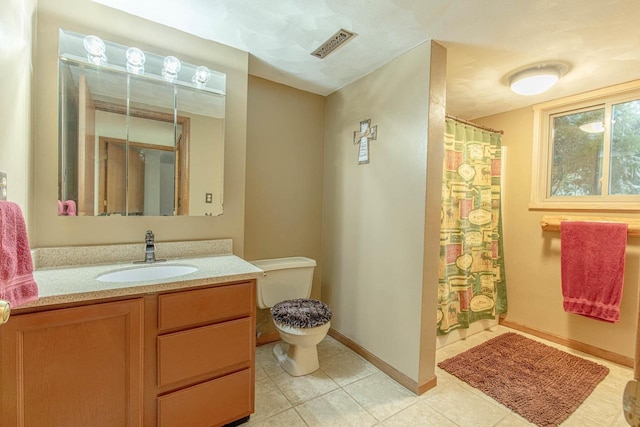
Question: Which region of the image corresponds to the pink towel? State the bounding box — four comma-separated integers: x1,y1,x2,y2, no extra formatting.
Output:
63,200,76,216
0,201,38,307
560,221,627,322
57,200,64,215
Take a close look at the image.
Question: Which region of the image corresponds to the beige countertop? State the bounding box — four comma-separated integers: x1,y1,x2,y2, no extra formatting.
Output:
24,254,263,310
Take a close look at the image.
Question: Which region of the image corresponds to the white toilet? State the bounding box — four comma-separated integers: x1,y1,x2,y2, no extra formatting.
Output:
250,257,332,376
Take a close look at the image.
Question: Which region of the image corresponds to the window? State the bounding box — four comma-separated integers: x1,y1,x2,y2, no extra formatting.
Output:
530,81,640,210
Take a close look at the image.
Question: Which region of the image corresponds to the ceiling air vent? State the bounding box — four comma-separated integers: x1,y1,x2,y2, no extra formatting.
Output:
311,29,356,59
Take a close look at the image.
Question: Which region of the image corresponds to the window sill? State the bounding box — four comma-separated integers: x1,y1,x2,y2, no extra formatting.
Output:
529,200,640,212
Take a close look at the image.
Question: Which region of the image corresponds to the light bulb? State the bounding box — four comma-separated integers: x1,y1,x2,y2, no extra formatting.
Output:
192,66,211,87
162,56,181,82
83,35,107,65
126,47,145,74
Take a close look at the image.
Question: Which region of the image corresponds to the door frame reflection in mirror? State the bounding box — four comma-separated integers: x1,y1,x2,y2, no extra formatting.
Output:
94,101,190,216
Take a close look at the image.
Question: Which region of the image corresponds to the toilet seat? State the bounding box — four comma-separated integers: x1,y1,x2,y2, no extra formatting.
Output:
270,298,332,329
270,300,331,376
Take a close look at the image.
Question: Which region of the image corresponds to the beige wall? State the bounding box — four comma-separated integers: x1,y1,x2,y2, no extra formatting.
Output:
189,116,224,216
244,76,325,336
0,0,35,219
475,106,640,359
419,41,447,385
31,0,248,252
322,41,445,384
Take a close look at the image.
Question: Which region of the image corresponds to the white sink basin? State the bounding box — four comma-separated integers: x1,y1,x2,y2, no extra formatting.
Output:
96,264,198,283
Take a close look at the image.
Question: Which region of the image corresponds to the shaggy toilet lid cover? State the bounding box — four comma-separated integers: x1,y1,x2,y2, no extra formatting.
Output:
271,298,332,329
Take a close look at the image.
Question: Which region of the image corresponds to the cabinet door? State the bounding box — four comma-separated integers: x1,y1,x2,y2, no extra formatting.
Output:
0,299,144,427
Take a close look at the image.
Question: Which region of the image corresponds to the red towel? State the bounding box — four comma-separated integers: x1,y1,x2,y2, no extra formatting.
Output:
560,221,627,322
0,201,39,307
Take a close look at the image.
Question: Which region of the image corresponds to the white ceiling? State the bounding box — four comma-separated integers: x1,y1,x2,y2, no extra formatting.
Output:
93,0,640,119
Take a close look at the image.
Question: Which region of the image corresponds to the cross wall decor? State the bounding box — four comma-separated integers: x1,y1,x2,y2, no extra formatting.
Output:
353,119,377,164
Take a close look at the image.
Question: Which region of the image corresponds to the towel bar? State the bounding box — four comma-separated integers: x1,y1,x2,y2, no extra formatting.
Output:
540,215,640,238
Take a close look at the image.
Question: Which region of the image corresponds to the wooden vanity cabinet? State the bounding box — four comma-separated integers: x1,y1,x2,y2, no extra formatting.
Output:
1,279,256,427
146,280,256,427
0,299,144,427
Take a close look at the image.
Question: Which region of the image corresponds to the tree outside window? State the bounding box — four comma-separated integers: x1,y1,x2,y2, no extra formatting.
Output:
548,99,640,199
610,99,640,195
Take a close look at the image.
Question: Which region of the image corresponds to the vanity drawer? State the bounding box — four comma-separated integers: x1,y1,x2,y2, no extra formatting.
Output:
157,317,252,387
157,368,252,427
157,281,253,331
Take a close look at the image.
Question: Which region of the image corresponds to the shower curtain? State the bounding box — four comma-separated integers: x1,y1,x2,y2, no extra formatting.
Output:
437,118,507,335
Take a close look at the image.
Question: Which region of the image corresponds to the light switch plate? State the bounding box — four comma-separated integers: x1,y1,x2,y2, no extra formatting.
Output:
0,171,6,201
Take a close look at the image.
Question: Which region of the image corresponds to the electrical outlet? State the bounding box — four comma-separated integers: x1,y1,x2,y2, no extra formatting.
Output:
0,171,7,201
205,193,212,203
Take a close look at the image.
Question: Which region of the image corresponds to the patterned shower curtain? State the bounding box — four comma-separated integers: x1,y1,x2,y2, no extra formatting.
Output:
437,118,507,335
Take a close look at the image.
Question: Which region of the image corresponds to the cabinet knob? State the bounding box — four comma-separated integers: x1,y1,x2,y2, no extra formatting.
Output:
0,300,10,325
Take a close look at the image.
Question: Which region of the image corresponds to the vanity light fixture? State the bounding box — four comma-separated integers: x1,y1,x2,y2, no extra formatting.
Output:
507,63,567,96
60,29,226,95
579,121,605,133
82,35,107,65
192,66,211,88
162,56,181,82
125,47,145,74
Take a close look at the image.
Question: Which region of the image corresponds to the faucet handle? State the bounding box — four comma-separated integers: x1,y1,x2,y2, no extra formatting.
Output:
145,230,154,244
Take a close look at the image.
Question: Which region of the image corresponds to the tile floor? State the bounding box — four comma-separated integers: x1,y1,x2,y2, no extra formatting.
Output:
247,325,632,426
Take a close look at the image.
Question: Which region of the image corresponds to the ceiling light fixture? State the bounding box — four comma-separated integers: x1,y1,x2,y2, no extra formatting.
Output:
507,64,567,96
579,121,605,133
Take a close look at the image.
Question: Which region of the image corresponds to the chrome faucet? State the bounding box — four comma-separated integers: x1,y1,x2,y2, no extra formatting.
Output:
136,230,166,263
144,230,156,263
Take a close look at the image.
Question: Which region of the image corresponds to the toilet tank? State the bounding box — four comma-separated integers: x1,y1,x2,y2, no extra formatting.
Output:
250,257,316,309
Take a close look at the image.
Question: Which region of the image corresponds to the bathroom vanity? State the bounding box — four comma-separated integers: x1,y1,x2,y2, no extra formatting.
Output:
0,248,260,427
154,281,254,427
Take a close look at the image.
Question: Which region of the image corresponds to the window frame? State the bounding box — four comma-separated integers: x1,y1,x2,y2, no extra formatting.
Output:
530,80,640,211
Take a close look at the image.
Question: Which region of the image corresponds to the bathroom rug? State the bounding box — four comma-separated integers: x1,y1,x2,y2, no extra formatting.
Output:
438,332,609,427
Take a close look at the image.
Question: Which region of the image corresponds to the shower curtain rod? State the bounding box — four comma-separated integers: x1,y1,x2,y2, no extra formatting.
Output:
445,114,504,135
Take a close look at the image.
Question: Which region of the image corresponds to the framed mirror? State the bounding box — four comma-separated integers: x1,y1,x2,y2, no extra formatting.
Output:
57,29,225,216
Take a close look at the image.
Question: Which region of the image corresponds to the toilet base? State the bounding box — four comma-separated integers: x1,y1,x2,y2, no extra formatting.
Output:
273,342,319,376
